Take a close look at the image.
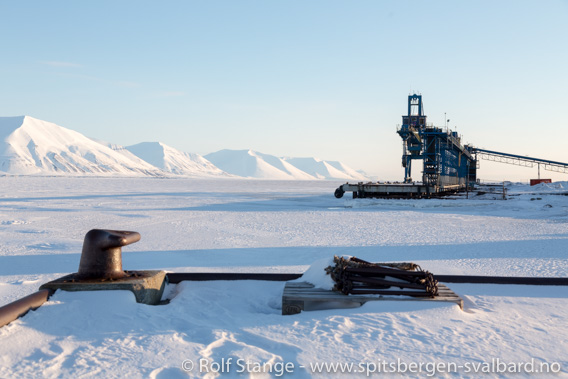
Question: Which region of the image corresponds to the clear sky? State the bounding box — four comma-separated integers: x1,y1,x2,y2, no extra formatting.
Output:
1,0,567,181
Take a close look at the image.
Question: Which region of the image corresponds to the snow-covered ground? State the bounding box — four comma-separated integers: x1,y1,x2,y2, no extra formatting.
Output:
0,177,566,377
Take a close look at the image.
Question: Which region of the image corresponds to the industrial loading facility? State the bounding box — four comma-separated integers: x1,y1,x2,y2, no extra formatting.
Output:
335,94,568,199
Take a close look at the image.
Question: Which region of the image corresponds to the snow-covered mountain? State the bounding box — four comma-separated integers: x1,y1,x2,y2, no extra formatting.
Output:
0,116,369,180
125,142,229,177
205,149,315,180
0,116,162,176
282,157,368,181
205,149,368,180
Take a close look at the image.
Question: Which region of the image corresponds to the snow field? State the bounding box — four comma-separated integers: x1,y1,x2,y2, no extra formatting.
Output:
0,177,566,377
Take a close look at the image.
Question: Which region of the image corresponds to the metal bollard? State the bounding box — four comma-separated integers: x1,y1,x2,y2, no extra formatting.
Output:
77,229,141,280
42,229,165,305
1,229,164,329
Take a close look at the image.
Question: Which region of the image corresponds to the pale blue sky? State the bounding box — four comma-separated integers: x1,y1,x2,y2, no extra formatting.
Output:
1,1,567,181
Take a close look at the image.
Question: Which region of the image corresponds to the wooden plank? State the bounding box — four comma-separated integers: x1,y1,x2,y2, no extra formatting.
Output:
282,282,463,315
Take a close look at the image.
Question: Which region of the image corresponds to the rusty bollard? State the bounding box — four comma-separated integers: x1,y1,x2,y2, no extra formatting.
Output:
77,229,141,280
1,229,166,328
41,229,166,305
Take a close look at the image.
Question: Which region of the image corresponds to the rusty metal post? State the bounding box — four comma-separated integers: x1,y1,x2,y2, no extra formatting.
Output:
42,229,165,305
77,229,141,279
0,289,53,328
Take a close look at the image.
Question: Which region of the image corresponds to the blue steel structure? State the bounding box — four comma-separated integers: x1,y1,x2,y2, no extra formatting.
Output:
397,94,476,188
333,94,568,200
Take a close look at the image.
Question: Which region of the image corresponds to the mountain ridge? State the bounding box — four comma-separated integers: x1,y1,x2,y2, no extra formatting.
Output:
0,116,368,181
0,116,162,176
125,142,230,177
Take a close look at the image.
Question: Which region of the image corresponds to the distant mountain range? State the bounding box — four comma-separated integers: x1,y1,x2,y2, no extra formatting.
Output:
125,142,229,178
205,149,315,180
0,116,368,180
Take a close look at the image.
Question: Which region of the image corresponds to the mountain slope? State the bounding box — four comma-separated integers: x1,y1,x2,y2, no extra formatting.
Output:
0,116,369,180
205,149,317,180
204,149,368,180
125,142,229,177
283,157,368,181
0,116,162,176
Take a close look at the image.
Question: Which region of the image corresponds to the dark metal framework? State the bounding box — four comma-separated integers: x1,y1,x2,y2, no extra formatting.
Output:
397,94,477,187
333,94,567,200
473,148,568,174
165,272,568,286
2,271,568,328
